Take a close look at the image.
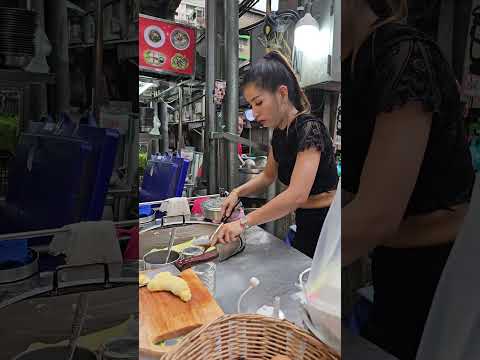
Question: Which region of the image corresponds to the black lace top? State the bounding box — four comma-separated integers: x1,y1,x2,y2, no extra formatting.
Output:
271,114,338,195
342,22,474,215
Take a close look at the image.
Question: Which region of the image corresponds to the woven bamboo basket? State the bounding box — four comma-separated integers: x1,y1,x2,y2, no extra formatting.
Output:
162,314,340,360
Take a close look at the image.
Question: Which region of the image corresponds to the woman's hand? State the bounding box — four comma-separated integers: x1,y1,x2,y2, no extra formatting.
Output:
212,220,243,245
219,190,239,220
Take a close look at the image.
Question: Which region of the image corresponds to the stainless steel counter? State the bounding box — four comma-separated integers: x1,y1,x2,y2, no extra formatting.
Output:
214,226,311,326
0,223,395,359
213,226,396,359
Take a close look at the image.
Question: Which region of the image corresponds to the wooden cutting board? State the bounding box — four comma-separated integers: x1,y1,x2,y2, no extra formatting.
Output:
139,268,224,356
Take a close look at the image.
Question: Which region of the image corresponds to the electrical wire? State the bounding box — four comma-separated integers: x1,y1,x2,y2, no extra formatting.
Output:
239,0,260,17
196,0,259,44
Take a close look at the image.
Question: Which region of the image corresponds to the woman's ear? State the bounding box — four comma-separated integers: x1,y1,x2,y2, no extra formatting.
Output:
278,85,289,101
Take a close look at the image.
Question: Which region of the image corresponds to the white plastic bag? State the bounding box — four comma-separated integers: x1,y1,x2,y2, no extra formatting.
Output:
303,180,341,349
416,174,480,360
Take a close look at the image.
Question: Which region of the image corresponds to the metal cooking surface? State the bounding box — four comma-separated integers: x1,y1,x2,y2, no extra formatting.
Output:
140,222,218,257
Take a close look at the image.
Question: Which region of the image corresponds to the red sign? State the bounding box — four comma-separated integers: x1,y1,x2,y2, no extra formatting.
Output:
139,14,196,76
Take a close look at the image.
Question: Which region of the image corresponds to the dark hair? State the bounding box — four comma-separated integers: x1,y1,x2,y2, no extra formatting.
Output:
366,0,408,19
242,50,311,117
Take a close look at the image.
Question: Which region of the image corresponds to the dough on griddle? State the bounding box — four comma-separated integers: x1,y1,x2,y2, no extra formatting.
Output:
147,272,191,302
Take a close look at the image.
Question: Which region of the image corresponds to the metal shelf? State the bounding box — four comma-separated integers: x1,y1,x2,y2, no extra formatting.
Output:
69,38,137,49
0,69,55,86
168,119,205,125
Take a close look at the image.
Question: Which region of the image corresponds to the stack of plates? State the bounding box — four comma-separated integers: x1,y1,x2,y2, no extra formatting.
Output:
0,7,36,68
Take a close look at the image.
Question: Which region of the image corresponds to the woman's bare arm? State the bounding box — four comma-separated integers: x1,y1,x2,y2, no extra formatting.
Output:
246,149,321,226
342,102,432,266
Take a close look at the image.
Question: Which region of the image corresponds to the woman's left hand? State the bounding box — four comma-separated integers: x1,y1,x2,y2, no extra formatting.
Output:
212,220,243,245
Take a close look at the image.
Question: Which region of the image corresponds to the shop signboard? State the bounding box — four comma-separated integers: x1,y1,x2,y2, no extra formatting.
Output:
239,35,251,61
139,14,196,77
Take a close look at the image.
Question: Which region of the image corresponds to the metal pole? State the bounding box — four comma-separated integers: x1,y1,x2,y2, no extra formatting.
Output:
206,0,217,194
153,79,191,100
94,0,104,121
160,100,169,153
0,220,139,242
178,87,184,150
265,128,276,234
45,0,70,113
29,0,48,119
217,0,226,189
225,0,239,190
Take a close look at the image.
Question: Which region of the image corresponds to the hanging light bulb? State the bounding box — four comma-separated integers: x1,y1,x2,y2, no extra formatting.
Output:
293,1,325,61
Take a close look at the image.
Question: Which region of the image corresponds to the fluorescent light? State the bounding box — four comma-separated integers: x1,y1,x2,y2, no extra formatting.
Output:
139,82,154,95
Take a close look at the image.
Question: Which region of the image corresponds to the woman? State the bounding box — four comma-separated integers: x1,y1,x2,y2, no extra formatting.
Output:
213,50,338,258
342,0,475,359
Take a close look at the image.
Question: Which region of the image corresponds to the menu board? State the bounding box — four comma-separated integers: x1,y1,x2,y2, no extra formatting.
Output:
139,14,196,76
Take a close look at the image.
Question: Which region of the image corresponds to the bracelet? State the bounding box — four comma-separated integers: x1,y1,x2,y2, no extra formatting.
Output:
231,189,240,196
240,214,250,231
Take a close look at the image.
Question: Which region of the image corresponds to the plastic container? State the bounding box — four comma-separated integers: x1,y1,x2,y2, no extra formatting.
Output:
139,204,153,217
191,196,208,216
0,239,28,264
192,262,216,296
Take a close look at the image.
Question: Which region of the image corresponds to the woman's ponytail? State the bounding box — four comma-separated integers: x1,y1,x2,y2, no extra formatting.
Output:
264,50,311,117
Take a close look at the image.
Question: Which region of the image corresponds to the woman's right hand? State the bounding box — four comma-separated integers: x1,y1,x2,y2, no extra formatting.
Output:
220,190,239,220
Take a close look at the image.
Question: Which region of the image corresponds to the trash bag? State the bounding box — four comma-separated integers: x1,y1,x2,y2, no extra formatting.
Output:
303,179,341,348
416,174,480,360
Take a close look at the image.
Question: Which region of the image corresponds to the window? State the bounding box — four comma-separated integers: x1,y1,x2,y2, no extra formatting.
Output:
195,7,205,27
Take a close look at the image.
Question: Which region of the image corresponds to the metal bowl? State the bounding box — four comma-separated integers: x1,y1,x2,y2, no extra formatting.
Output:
139,211,155,225
0,248,38,284
243,158,256,169
99,337,138,360
143,249,181,270
201,197,241,222
181,246,205,259
254,156,267,168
